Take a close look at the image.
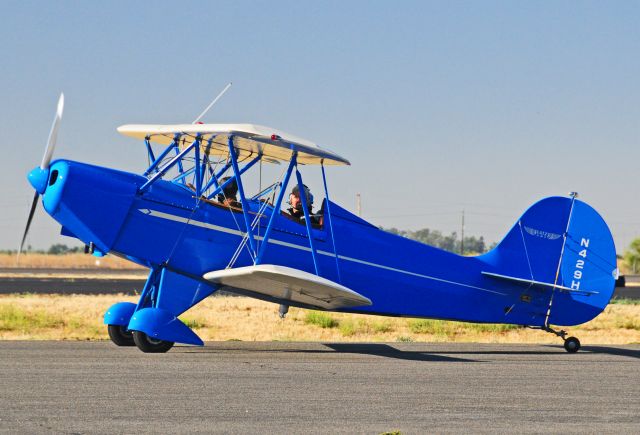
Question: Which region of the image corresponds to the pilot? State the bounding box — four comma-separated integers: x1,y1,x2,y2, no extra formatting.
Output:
217,177,241,208
287,184,318,224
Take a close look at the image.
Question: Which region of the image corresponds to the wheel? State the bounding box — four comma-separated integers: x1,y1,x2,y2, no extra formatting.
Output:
564,337,581,353
132,331,174,353
107,324,135,346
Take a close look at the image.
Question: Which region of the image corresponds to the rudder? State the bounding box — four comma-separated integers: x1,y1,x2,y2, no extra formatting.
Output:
553,199,617,325
482,196,616,326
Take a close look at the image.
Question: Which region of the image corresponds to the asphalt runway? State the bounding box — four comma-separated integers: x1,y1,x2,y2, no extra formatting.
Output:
0,342,638,433
0,277,147,295
0,269,148,295
0,268,147,276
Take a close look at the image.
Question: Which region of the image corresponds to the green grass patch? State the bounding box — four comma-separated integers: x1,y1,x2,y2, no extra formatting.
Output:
0,305,64,331
339,320,357,336
616,319,640,330
372,321,394,333
408,319,519,335
180,317,208,329
64,317,88,330
305,311,339,329
408,319,449,334
466,323,521,333
82,324,104,337
396,336,413,342
339,319,378,336
610,298,640,305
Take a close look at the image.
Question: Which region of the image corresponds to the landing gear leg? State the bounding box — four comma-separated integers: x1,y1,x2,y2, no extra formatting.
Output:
535,326,581,353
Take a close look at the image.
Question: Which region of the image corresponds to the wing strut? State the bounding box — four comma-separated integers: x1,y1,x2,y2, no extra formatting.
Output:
227,135,257,257
295,168,320,275
251,152,326,281
255,153,297,264
321,161,342,283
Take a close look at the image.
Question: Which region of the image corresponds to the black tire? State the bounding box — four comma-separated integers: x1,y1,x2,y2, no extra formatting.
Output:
107,324,135,346
132,331,174,353
564,337,581,353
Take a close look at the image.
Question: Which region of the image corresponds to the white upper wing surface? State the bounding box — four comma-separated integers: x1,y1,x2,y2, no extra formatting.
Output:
117,123,349,166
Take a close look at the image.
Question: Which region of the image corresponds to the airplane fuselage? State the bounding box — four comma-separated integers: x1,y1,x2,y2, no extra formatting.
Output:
41,159,613,328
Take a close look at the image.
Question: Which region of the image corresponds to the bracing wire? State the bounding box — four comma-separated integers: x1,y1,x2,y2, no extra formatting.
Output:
225,165,289,269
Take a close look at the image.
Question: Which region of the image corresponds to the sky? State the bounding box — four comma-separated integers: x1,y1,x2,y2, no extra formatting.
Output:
0,1,638,252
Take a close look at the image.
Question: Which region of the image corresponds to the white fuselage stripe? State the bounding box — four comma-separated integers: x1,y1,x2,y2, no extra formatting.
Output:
140,208,506,296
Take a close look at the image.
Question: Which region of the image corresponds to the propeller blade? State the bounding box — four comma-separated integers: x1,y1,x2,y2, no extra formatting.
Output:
40,93,64,170
18,191,40,257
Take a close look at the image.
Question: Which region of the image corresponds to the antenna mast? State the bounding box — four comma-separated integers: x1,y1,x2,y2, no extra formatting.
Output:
192,82,233,124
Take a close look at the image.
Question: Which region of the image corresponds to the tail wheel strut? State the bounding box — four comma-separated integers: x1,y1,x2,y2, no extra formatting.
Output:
530,325,581,353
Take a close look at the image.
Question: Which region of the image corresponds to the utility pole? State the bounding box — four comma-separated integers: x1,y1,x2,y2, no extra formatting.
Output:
460,209,465,255
356,193,362,217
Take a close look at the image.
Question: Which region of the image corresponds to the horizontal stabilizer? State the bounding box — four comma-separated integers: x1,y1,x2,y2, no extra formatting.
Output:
482,271,599,295
203,265,372,310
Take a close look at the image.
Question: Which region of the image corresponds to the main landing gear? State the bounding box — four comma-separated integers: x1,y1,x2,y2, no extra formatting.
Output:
541,326,581,353
107,324,135,346
104,267,212,353
132,331,175,353
107,324,174,353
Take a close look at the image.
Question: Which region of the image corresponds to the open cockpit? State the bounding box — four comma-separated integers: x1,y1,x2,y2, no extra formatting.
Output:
118,123,349,270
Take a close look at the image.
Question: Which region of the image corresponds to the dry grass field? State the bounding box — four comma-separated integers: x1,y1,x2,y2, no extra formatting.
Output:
0,294,638,344
0,253,143,269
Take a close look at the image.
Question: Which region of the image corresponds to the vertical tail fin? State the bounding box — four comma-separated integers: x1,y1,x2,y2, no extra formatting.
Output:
482,196,617,326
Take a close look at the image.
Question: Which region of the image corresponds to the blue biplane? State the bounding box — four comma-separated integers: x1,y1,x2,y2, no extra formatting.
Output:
21,94,618,353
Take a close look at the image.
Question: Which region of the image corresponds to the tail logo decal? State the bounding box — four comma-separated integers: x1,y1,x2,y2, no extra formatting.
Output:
524,226,561,240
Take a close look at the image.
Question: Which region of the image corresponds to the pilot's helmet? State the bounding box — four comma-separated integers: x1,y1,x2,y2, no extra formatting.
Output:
219,176,238,199
291,184,313,205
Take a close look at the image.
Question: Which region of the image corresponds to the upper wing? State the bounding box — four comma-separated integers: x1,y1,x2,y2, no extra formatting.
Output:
203,265,372,310
117,123,350,166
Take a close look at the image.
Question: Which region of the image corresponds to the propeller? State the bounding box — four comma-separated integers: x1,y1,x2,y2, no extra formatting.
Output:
18,93,65,258
41,93,64,170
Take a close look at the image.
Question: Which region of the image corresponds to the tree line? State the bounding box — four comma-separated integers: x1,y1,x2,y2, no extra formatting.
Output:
624,238,640,274
384,227,492,254
1,244,83,255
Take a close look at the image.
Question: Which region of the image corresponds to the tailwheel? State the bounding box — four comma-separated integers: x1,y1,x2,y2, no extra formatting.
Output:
534,326,582,353
564,337,581,353
107,324,135,346
132,331,174,353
